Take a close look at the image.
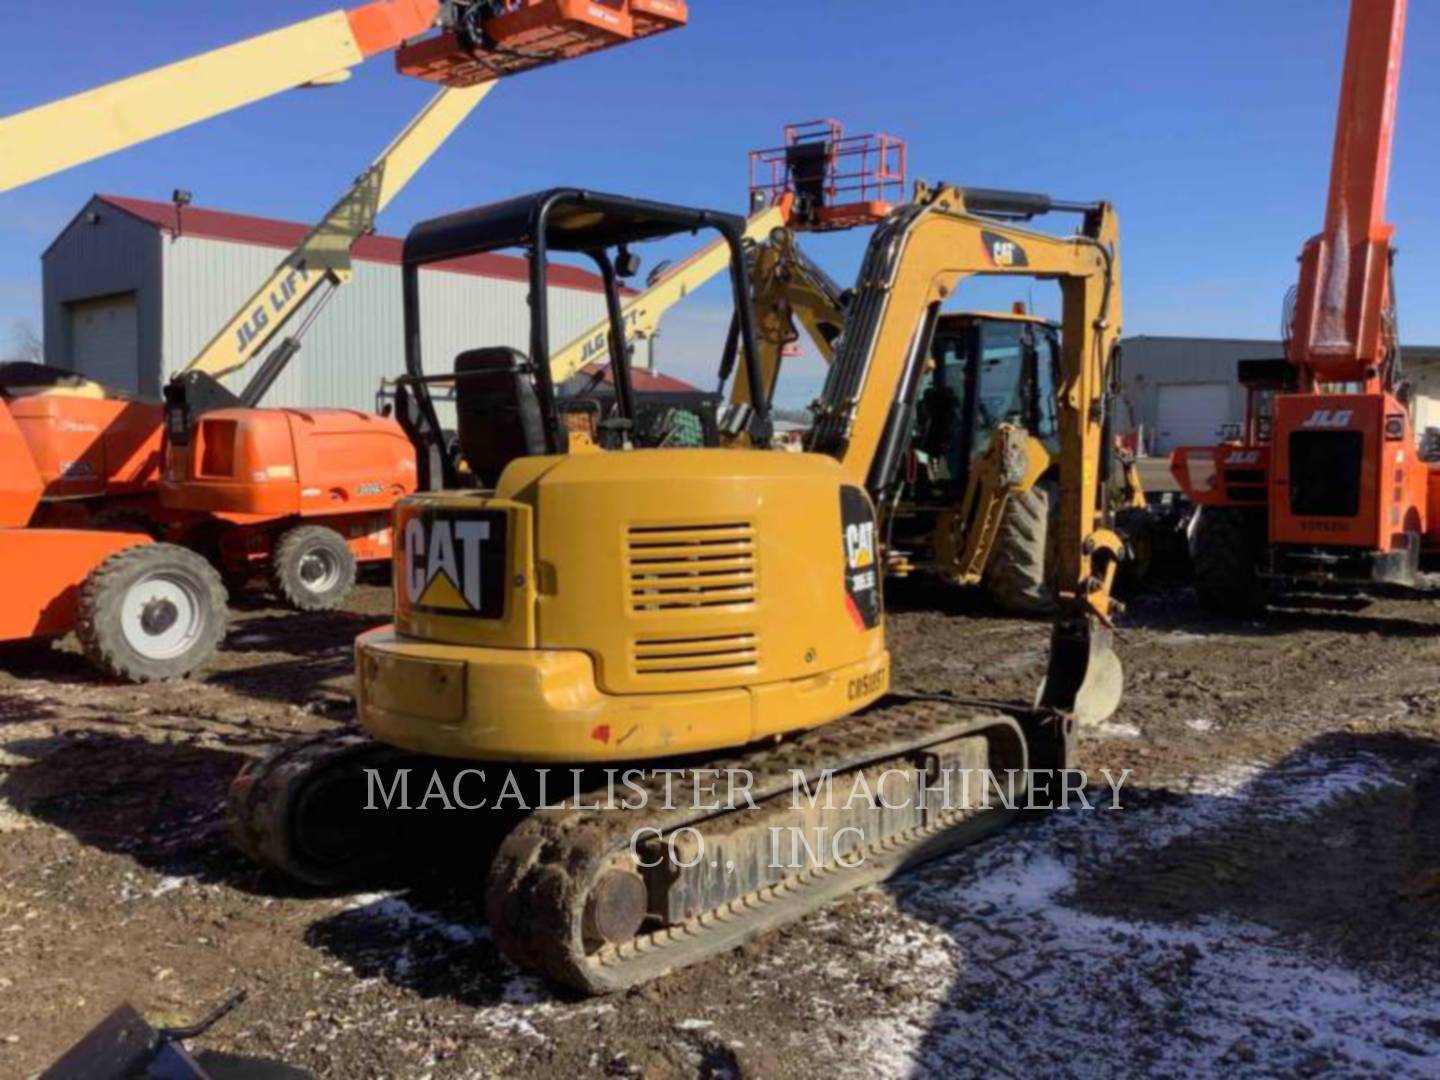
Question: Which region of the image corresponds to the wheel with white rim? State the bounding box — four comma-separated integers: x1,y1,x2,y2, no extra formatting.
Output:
76,544,228,682
269,525,357,612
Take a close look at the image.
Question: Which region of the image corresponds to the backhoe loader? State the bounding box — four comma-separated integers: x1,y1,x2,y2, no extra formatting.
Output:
739,222,1146,614
229,179,1125,992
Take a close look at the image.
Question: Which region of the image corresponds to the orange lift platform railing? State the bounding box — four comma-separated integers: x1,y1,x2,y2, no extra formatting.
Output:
749,119,907,232
398,0,687,85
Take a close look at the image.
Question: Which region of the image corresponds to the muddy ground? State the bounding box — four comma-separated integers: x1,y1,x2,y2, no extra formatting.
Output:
1,578,1438,1078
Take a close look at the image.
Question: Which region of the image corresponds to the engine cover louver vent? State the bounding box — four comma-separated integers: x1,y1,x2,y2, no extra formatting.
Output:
632,632,760,676
627,522,758,612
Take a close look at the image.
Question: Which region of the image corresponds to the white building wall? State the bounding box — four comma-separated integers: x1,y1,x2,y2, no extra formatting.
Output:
159,236,622,415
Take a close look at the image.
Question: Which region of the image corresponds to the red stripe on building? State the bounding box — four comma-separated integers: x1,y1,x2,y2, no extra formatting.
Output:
99,194,621,295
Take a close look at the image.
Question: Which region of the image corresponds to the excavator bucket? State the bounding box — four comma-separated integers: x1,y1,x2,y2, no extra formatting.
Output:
397,0,687,87
1036,613,1124,728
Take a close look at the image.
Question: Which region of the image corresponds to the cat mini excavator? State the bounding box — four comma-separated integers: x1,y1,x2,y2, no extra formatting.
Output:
230,180,1125,992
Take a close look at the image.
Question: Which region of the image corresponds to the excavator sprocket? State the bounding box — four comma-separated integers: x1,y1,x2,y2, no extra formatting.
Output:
487,696,1056,994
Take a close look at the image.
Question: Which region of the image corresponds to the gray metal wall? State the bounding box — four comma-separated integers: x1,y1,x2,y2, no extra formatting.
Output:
42,197,164,394
1121,336,1440,451
1120,336,1279,450
159,235,618,414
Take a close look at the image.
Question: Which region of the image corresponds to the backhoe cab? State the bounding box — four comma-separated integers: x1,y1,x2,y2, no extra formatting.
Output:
894,310,1063,608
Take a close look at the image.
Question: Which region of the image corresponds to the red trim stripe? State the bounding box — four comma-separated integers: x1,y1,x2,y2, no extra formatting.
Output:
99,194,619,295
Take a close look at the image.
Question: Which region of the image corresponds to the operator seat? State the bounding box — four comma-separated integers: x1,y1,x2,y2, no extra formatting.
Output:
454,346,552,488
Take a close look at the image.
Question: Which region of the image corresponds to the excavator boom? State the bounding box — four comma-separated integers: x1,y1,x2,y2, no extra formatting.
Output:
809,186,1123,613
807,184,1124,719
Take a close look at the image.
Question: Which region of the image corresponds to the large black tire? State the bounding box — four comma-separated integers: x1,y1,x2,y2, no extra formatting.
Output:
1113,506,1157,598
1191,506,1267,615
982,480,1057,615
269,525,357,612
76,544,228,682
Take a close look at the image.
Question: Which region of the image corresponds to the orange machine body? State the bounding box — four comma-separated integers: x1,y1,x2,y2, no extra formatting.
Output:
161,406,417,567
1269,392,1431,552
0,401,151,643
6,396,163,502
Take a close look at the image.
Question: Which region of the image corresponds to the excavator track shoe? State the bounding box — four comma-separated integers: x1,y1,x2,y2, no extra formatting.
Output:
486,697,1036,993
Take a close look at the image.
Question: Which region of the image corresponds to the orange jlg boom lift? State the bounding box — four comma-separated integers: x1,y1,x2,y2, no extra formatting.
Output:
1171,0,1432,612
0,0,687,679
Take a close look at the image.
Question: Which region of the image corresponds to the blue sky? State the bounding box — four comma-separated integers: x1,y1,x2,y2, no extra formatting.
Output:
3,1,1438,406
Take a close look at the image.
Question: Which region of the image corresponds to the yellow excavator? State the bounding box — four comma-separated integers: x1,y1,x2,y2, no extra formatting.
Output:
229,178,1125,993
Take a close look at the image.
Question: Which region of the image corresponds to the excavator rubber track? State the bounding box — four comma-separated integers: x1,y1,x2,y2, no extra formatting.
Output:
228,695,1066,992
488,696,1054,993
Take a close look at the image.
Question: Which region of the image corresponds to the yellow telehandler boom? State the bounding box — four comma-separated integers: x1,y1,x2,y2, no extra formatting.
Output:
546,199,792,386
186,84,494,392
0,0,445,194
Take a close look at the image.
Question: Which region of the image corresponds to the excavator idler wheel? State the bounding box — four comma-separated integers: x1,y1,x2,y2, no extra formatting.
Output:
583,869,648,949
227,735,407,889
76,544,228,683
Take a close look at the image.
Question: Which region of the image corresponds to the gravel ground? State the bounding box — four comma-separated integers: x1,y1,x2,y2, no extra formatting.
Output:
1,580,1438,1078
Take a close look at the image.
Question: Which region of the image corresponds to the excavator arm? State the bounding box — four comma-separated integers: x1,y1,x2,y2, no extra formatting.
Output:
0,0,443,194
807,183,1124,721
729,223,847,409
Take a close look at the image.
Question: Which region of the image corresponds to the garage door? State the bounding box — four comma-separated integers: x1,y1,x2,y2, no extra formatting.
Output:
69,293,139,392
1155,382,1232,452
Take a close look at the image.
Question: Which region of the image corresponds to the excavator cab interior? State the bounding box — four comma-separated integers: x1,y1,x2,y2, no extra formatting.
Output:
392,188,768,490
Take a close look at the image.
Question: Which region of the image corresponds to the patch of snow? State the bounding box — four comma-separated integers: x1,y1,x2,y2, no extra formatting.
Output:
846,750,1428,1078
1091,719,1142,739
343,893,482,947
1186,717,1217,733
150,875,191,898
1160,631,1210,645
0,800,32,833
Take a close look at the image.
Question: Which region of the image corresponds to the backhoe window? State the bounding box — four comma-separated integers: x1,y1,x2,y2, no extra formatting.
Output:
922,333,971,483
975,321,1026,439
1033,327,1061,445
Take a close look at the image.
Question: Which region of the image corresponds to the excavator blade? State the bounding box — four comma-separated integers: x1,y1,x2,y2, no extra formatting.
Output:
1036,613,1124,727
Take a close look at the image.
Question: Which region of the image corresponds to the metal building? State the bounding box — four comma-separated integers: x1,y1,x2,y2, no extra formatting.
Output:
1121,335,1440,454
42,194,641,408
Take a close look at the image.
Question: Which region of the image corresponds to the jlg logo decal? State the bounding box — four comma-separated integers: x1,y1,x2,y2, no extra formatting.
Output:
1225,451,1261,465
400,510,508,619
234,267,312,353
1301,409,1354,429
